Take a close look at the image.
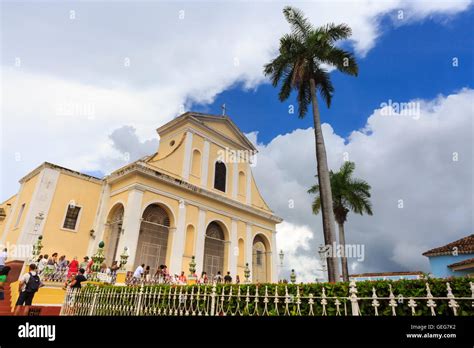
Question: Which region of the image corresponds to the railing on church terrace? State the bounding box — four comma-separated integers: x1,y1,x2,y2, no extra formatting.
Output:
40,267,68,283
39,268,118,285
60,277,474,316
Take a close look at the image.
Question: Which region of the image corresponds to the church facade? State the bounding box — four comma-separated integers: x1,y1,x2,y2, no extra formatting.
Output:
0,112,282,282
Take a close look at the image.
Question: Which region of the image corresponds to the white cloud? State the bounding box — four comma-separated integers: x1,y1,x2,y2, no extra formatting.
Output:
253,89,473,276
2,1,471,197
276,221,324,282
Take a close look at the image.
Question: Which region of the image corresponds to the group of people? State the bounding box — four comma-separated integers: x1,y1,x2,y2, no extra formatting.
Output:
0,246,125,313
132,263,240,285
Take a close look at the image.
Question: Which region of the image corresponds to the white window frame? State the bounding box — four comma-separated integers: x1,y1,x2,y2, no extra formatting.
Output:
60,203,83,232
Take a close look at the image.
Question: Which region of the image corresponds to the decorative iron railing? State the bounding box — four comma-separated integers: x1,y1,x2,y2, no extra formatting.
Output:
60,280,474,316
40,267,68,283
39,267,117,285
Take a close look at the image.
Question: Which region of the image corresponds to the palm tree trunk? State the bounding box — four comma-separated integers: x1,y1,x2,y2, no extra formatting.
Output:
309,78,339,283
338,222,349,282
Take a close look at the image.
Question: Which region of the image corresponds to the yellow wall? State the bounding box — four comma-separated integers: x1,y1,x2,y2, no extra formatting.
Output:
4,173,40,246
0,194,18,240
41,172,102,259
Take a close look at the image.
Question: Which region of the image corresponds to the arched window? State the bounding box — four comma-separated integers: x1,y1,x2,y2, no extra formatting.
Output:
191,149,201,178
214,161,226,192
135,204,171,271
105,204,124,263
203,221,226,279
184,224,195,256
238,238,245,266
238,171,246,197
252,235,270,283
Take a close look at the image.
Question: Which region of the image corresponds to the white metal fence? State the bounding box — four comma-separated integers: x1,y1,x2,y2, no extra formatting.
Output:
60,280,474,316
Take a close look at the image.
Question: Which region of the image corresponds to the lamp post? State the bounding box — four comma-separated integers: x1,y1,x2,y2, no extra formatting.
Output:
278,250,284,282
318,244,328,282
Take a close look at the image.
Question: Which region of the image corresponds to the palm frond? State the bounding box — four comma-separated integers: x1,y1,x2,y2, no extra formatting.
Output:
314,68,334,108
323,48,359,76
323,23,352,42
283,6,313,39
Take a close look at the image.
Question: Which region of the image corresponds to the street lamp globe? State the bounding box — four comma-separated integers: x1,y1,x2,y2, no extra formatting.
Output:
279,249,284,266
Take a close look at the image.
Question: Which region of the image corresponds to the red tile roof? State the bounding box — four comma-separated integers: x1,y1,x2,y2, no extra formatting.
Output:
447,257,474,268
422,234,474,257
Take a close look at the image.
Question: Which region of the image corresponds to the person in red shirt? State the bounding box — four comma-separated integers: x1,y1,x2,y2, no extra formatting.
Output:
178,271,187,284
67,257,79,278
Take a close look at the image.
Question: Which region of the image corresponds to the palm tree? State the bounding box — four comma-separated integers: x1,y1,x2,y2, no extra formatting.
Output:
264,7,358,282
308,161,372,282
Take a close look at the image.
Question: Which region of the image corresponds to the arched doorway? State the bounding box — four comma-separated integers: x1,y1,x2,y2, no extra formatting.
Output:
104,204,124,264
203,221,226,279
252,234,270,283
135,204,171,271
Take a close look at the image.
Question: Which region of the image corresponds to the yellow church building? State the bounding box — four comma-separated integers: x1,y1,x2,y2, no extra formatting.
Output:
0,112,282,283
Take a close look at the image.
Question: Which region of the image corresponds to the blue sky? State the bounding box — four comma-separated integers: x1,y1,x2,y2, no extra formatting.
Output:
196,9,474,143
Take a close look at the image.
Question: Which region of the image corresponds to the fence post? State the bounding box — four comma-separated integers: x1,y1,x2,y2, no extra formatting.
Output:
349,281,360,316
388,284,398,316
446,282,459,316
210,282,217,316
89,286,99,316
425,283,437,316
135,284,144,316
60,287,72,316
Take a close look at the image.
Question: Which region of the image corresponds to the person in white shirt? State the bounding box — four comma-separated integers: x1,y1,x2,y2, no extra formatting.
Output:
0,248,7,271
14,263,43,315
38,255,48,274
133,264,145,279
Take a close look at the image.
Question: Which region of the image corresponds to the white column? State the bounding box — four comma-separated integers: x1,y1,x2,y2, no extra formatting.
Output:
232,162,238,199
87,184,110,257
271,230,278,282
116,187,144,272
246,163,252,204
169,200,187,274
228,219,238,278
245,223,253,281
201,140,210,187
194,208,207,275
182,131,194,180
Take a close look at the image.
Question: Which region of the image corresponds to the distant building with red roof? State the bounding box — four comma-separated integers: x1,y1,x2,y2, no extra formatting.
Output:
422,234,474,278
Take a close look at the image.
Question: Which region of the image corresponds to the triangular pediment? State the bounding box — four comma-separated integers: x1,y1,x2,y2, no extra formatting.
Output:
157,112,256,152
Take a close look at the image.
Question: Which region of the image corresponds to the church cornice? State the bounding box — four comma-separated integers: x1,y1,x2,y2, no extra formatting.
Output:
106,161,282,224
